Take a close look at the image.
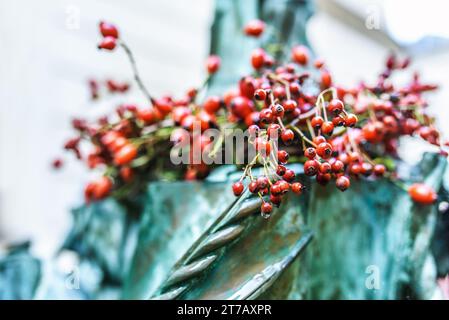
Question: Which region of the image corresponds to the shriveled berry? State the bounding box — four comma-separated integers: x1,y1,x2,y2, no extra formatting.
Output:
232,182,244,196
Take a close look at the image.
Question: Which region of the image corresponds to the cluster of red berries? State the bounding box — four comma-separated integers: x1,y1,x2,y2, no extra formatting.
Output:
88,78,130,100
56,20,445,209
97,21,119,50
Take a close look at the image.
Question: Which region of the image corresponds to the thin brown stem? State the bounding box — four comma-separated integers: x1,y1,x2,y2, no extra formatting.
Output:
119,41,153,106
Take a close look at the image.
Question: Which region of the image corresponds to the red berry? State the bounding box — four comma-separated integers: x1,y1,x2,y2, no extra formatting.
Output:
331,160,344,173
336,176,350,191
321,70,332,88
254,89,267,101
332,116,345,127
261,202,273,215
259,108,274,124
172,106,191,124
283,99,297,112
319,162,332,174
304,147,316,159
273,86,286,99
271,104,285,117
345,114,358,127
311,116,324,129
267,124,280,138
281,129,295,145
270,194,282,206
316,173,331,185
290,82,301,95
291,45,309,65
374,164,386,176
244,19,265,37
206,55,221,74
248,124,260,136
251,48,266,69
120,166,133,182
98,36,116,50
304,160,319,176
321,121,334,135
361,162,373,176
277,150,289,164
408,183,437,205
255,137,271,156
249,181,259,193
291,182,304,195
232,181,245,196
99,21,119,38
114,143,138,165
316,142,333,159
203,96,221,114
257,176,269,189
230,96,254,119
349,163,362,176
52,158,63,169
283,169,295,182
270,183,281,195
313,135,326,145
278,180,290,193
276,165,287,176
328,99,344,115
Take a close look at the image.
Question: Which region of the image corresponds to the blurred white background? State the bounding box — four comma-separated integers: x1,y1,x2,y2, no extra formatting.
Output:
1,0,448,258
